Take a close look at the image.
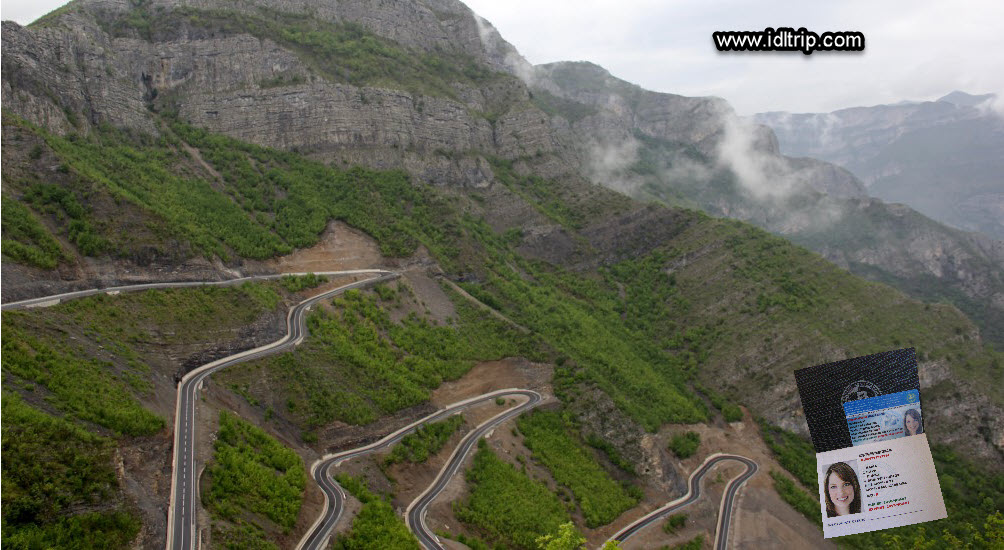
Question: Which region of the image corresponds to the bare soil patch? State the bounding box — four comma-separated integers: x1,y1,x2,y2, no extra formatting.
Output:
268,221,384,273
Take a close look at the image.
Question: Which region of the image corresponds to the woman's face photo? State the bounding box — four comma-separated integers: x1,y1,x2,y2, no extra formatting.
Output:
827,471,856,515
905,413,920,435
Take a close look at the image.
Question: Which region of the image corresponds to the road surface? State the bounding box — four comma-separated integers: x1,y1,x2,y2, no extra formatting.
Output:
297,389,542,550
0,271,388,311
164,270,397,550
607,453,757,550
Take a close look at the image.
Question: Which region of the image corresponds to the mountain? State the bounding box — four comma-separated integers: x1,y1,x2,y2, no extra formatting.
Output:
755,92,1004,241
2,1,1002,548
524,62,1004,347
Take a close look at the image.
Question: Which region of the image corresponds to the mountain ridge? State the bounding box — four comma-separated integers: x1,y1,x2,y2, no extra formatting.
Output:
2,1,1002,548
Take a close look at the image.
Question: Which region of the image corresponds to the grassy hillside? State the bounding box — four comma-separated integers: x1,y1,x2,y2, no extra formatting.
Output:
456,440,574,549
220,283,542,438
516,411,640,527
3,103,1001,544
204,411,306,549
0,282,295,544
333,474,420,550
1,394,141,549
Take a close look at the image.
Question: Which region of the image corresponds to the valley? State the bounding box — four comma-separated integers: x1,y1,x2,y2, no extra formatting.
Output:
1,0,1002,549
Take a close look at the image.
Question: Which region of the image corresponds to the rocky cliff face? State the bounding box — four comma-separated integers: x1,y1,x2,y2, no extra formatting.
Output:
2,0,561,188
3,0,1002,467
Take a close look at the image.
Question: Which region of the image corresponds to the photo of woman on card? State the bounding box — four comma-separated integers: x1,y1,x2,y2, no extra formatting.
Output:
904,408,924,436
824,461,862,517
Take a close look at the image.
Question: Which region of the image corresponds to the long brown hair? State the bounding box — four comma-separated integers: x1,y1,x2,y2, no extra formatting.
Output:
904,408,924,435
823,462,861,517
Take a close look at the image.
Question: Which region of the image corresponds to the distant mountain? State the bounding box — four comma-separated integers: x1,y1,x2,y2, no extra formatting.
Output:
528,63,1004,347
755,92,1004,240
2,1,1003,548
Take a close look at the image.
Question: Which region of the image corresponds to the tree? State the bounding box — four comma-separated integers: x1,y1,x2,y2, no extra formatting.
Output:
536,522,585,550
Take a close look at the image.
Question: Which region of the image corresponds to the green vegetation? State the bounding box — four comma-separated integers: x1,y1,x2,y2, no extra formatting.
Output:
668,432,700,459
535,522,586,550
662,513,687,534
769,471,820,525
661,534,704,550
152,7,504,100
384,415,463,465
585,433,636,475
516,411,639,527
757,420,816,487
2,394,141,549
224,287,540,431
1,322,164,436
278,273,328,293
696,383,743,422
204,412,305,546
456,440,572,549
460,227,708,430
1,195,66,268
24,182,110,256
332,474,420,550
5,88,1002,549
4,114,464,262
529,90,598,124
490,157,588,230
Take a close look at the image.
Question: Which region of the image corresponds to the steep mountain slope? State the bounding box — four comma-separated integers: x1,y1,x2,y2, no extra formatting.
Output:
755,92,1004,240
528,61,1004,348
2,1,1003,548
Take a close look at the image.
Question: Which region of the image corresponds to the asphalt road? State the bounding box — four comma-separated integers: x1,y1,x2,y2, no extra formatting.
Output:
155,270,396,550
0,270,387,311
608,454,758,549
406,390,542,550
297,389,542,550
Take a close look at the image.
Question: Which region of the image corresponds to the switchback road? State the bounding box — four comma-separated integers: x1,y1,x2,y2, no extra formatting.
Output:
2,270,399,550
297,389,543,550
607,453,757,550
164,271,396,550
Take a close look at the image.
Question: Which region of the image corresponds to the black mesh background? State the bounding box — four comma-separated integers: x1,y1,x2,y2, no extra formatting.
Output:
795,348,919,453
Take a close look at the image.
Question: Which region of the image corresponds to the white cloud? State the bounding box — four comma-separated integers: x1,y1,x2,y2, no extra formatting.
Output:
464,0,1004,114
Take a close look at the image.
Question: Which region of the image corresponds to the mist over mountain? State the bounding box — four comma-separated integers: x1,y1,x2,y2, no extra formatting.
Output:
755,92,1004,241
2,1,1002,548
523,63,1004,347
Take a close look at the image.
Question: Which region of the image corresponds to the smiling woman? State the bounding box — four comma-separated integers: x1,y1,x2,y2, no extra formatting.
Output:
824,461,861,517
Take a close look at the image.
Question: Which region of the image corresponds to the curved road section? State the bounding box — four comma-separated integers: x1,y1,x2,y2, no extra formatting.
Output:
608,453,757,550
298,389,542,550
2,270,399,550
161,270,397,550
0,271,387,311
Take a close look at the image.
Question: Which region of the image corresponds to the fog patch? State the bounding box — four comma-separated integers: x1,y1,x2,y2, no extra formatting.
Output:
472,13,537,86
584,136,642,195
978,92,1004,119
717,116,800,200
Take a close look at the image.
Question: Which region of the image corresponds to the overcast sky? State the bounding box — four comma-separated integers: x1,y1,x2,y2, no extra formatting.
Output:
4,0,1003,114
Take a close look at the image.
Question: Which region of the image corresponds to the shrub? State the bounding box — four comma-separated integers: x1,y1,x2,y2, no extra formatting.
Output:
668,432,700,459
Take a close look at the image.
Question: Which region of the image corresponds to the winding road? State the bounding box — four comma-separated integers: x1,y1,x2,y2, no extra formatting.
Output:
4,276,757,550
3,270,400,550
297,389,542,550
607,453,757,550
164,270,397,550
